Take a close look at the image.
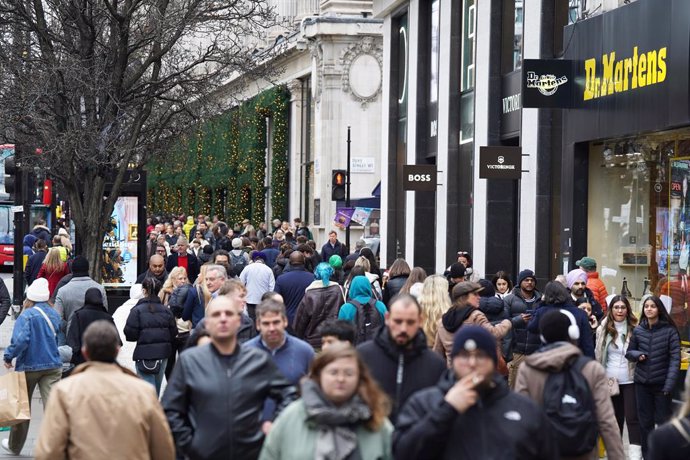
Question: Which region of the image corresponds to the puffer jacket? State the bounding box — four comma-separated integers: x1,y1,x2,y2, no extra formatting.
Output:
503,287,542,355
594,317,635,381
124,297,178,361
586,272,608,313
382,275,408,305
357,326,446,423
515,342,625,460
625,318,680,393
393,371,558,460
479,296,508,322
293,281,345,348
67,288,120,365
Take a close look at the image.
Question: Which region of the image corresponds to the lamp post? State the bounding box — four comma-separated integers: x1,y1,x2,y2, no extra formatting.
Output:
345,126,351,252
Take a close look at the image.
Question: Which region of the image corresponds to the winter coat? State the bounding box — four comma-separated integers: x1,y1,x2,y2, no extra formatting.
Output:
434,305,511,367
162,343,298,460
274,266,314,325
124,297,177,361
38,262,71,298
320,240,347,261
4,303,62,372
66,288,120,365
394,372,558,460
259,399,393,460
293,281,345,348
22,234,37,256
34,362,175,460
479,295,508,323
527,303,595,358
54,276,108,325
135,269,168,285
514,342,626,460
189,315,256,347
594,317,636,381
24,250,47,286
166,252,200,285
382,275,408,305
648,415,690,460
262,247,280,269
586,271,609,313
357,326,445,423
0,280,11,326
503,287,543,355
625,318,681,393
30,225,51,244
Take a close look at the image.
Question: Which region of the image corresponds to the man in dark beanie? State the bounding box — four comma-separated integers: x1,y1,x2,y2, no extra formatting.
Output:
395,326,557,459
515,309,625,459
55,256,108,331
446,262,466,294
503,268,543,389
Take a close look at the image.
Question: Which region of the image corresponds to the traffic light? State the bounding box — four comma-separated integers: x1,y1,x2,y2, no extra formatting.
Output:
4,155,16,202
332,169,346,201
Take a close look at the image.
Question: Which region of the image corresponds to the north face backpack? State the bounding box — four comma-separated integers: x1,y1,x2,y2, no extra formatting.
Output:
350,298,383,345
230,251,248,276
542,355,598,457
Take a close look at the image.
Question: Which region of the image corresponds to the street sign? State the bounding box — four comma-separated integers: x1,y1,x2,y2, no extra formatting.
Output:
479,146,522,179
402,165,437,191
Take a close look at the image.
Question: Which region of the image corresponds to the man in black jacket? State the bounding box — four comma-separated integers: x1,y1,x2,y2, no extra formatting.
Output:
162,295,297,460
394,326,557,460
165,238,200,284
357,294,445,423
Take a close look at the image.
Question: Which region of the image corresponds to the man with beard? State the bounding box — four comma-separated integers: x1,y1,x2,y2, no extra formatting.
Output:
393,326,557,460
357,294,446,423
566,268,604,320
136,254,168,284
503,269,542,389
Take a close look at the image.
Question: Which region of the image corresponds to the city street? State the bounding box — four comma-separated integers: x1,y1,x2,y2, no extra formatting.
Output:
0,272,42,458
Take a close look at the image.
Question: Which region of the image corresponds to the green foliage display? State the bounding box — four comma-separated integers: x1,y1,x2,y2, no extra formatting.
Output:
147,86,290,223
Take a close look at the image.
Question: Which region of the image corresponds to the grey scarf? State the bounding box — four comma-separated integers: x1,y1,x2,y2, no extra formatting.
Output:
301,379,371,460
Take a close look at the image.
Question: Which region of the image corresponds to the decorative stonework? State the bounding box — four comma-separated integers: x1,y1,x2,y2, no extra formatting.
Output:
340,36,383,109
309,40,324,103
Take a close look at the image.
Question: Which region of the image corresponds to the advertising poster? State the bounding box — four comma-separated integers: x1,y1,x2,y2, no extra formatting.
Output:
102,196,138,287
333,208,354,229
351,207,373,226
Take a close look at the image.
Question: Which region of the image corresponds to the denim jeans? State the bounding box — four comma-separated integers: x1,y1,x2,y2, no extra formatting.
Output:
136,359,167,396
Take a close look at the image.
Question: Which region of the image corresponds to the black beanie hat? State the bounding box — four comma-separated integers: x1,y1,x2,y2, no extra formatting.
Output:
449,262,466,279
538,309,572,343
478,279,495,297
517,269,536,286
451,326,498,364
71,256,89,275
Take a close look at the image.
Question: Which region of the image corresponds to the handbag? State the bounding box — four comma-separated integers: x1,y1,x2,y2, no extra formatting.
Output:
136,359,162,375
607,377,620,396
0,372,31,426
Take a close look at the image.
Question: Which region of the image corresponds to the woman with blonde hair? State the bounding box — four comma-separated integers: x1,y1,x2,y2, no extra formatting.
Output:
37,247,70,298
418,275,451,348
159,266,192,379
260,344,392,460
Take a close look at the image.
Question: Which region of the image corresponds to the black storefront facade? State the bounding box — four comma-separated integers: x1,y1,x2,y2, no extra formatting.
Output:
560,0,690,343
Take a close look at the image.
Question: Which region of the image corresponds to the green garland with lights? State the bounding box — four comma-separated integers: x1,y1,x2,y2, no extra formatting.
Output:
147,86,290,223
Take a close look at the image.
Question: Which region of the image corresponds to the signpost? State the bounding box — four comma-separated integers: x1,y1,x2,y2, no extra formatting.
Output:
402,165,437,191
479,146,523,180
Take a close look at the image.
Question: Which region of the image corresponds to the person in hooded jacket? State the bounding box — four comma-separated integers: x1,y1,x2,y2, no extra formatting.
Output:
24,239,48,286
22,234,37,257
293,263,345,349
124,277,177,396
625,295,681,458
66,288,120,366
357,294,445,423
338,275,387,324
30,219,51,245
434,281,511,368
503,269,543,388
394,326,558,460
515,309,625,460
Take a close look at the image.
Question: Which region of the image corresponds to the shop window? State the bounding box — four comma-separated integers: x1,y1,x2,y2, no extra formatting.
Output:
460,0,476,92
588,129,690,342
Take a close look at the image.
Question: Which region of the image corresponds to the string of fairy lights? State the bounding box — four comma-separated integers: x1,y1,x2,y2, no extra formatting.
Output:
147,86,290,223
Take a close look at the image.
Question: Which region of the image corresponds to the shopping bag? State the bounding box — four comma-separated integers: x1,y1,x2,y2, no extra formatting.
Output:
0,372,30,426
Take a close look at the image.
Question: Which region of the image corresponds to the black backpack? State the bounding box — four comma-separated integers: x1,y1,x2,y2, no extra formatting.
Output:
350,298,383,345
230,251,248,276
542,355,598,457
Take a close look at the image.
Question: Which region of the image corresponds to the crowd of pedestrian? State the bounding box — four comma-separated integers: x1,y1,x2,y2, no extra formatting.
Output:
0,214,688,460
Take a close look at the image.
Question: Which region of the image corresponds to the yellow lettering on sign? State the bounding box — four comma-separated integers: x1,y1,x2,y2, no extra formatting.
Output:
584,58,596,101
658,47,667,82
646,50,657,84
624,57,632,91
632,46,639,89
614,60,624,92
602,52,615,96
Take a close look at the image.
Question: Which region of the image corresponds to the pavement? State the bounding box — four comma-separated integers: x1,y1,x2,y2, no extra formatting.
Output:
0,272,43,458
